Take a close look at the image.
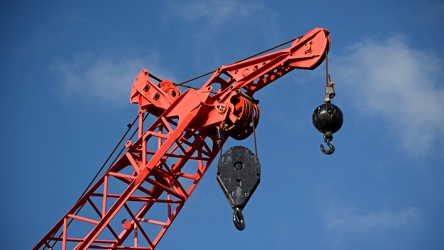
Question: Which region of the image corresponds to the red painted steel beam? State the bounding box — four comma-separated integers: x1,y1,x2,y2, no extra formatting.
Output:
34,27,330,250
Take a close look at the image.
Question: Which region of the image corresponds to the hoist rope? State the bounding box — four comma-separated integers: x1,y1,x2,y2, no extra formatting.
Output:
46,113,147,250
47,34,305,248
325,49,329,88
79,113,149,198
252,112,259,158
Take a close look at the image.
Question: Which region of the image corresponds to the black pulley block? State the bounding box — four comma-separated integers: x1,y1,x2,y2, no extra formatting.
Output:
217,146,261,210
312,102,343,136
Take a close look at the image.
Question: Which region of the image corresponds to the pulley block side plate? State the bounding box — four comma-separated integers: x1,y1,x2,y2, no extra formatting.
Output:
216,146,261,210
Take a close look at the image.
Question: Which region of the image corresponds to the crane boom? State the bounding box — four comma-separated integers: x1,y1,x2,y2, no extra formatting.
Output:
34,27,330,250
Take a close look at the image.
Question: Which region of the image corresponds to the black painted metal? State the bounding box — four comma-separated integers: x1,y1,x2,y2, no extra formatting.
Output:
217,146,261,210
312,102,343,135
312,102,343,155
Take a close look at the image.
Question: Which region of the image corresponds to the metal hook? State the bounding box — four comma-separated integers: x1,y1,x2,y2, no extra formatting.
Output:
232,207,245,231
320,141,335,155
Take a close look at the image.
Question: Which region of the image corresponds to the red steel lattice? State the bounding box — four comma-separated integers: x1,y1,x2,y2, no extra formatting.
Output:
34,27,330,250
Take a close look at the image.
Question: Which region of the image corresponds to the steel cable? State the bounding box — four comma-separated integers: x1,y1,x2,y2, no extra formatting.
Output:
46,113,148,249
45,34,304,249
149,35,302,88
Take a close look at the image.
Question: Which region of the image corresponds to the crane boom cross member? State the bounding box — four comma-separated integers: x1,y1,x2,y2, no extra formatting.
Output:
34,27,331,250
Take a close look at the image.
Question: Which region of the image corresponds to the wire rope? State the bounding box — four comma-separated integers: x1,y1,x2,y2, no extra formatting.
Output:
149,35,303,88
46,113,148,250
46,34,304,249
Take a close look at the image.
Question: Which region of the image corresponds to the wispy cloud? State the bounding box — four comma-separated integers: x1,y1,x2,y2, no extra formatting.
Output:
50,51,176,107
325,205,421,246
164,0,280,66
169,0,275,28
335,34,444,155
324,205,421,232
318,191,422,246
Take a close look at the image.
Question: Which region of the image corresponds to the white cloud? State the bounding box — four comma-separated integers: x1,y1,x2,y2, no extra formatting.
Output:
170,0,273,28
323,204,421,245
317,189,422,246
335,35,444,155
51,51,176,107
324,205,421,232
161,1,281,78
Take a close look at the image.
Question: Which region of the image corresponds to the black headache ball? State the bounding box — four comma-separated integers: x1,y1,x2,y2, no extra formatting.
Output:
312,103,343,135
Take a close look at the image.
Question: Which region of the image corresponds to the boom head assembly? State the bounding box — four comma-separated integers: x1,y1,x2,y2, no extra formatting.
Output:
34,27,344,250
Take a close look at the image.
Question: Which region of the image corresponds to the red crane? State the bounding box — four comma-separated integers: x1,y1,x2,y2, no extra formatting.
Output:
35,27,332,250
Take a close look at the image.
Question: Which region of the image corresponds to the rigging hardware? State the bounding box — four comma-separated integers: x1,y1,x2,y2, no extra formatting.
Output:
312,50,343,154
217,146,261,231
34,27,340,250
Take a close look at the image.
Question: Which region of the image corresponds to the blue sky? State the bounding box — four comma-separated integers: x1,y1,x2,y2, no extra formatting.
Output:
1,1,443,249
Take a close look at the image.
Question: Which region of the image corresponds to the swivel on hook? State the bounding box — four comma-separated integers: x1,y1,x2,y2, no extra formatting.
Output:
313,51,343,155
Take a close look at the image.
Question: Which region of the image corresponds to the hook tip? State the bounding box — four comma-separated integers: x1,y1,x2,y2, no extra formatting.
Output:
320,142,335,155
233,207,246,231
